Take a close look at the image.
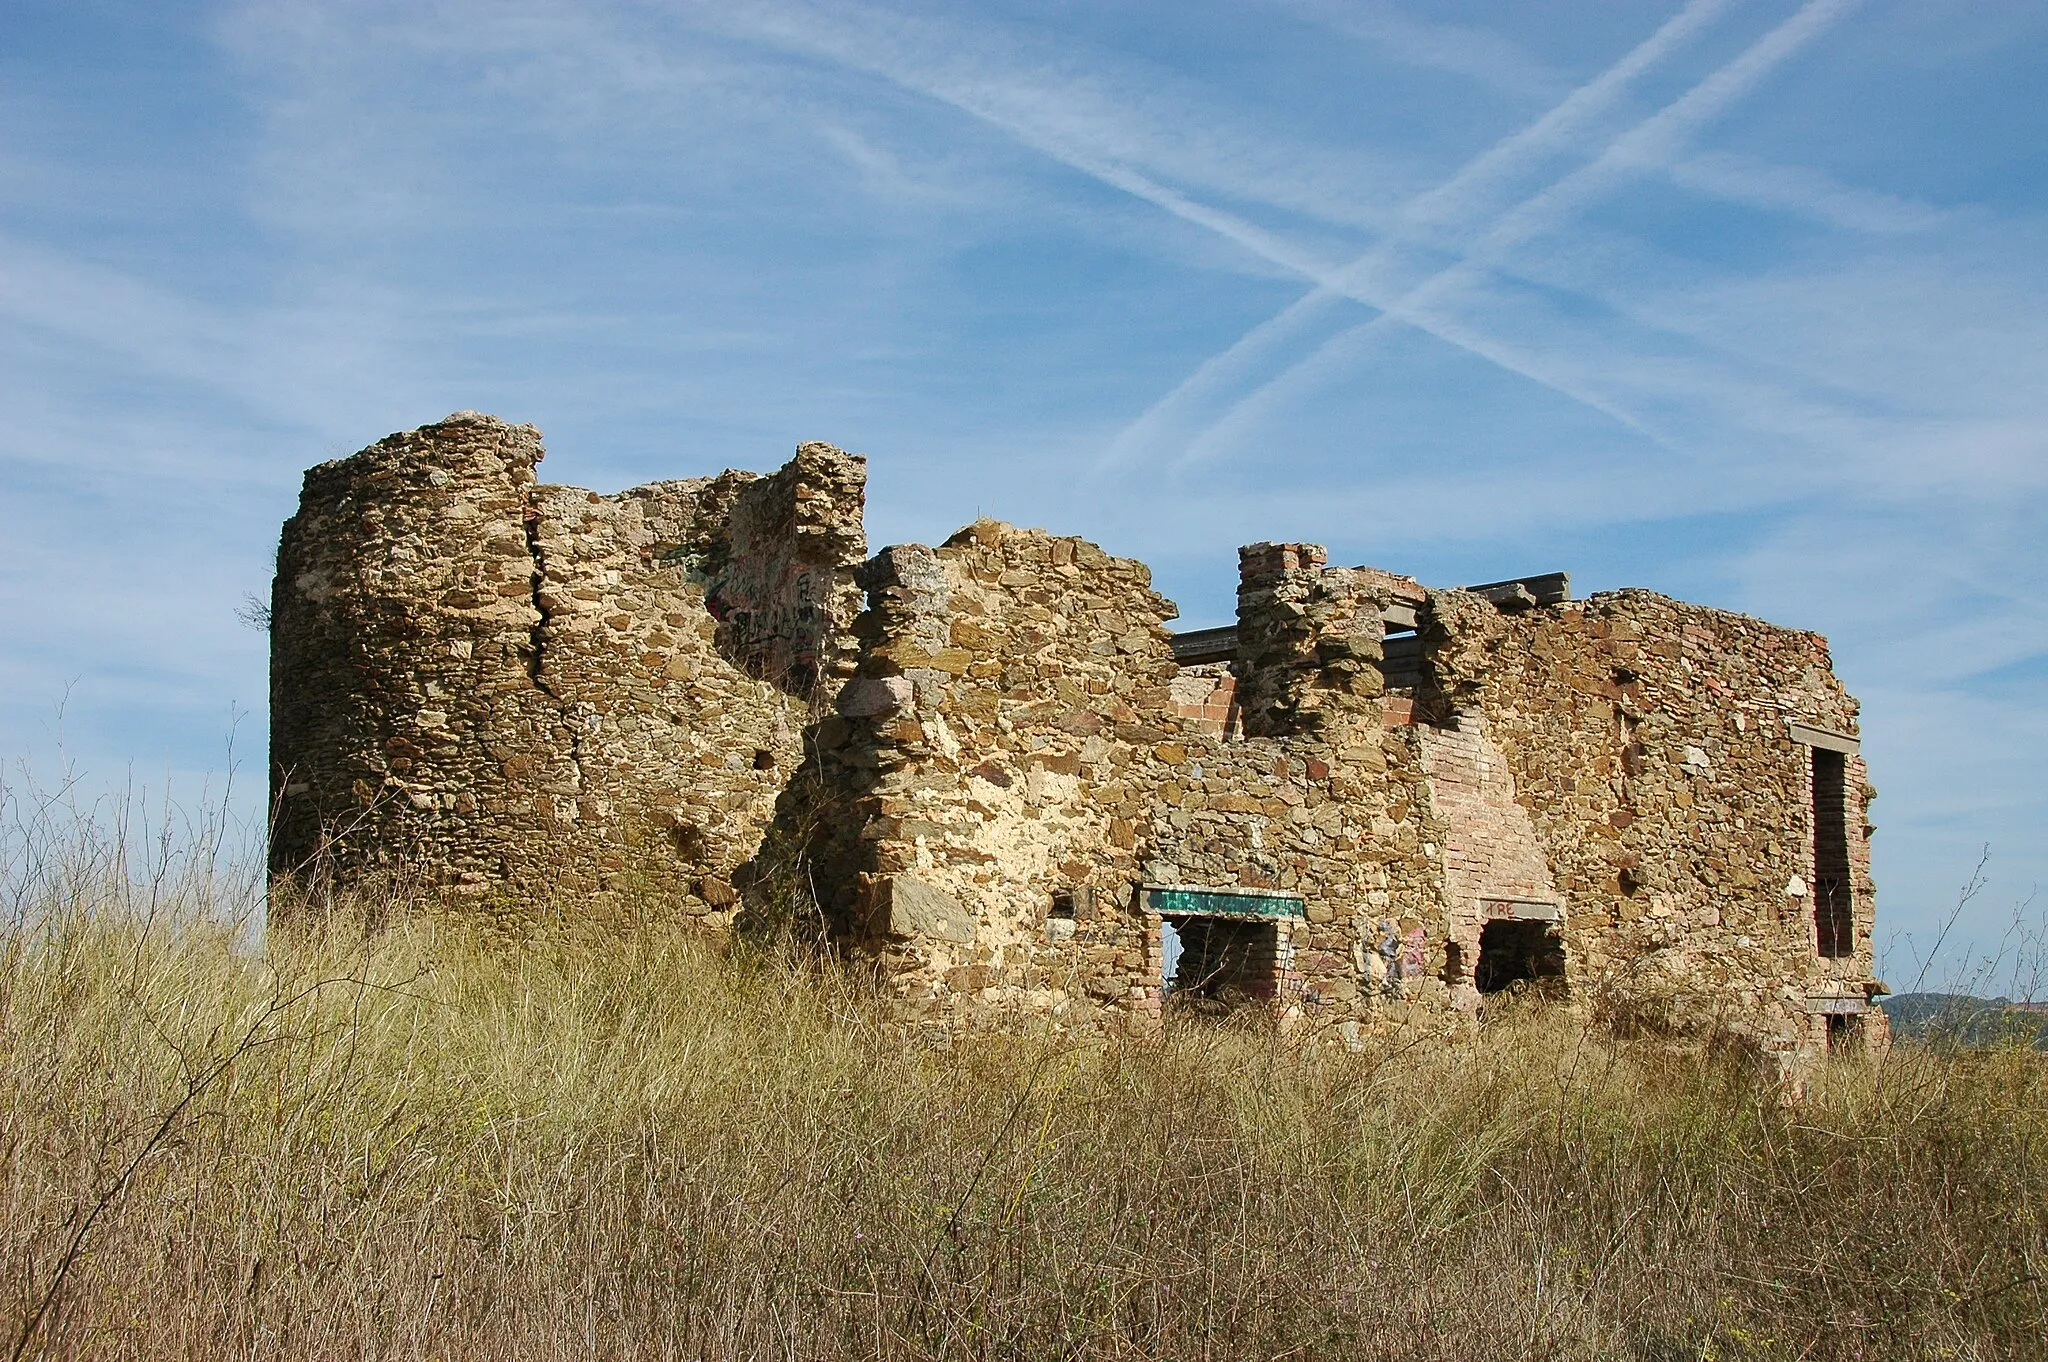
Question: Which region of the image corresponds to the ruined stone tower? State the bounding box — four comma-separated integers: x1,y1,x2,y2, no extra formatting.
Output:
269,413,866,929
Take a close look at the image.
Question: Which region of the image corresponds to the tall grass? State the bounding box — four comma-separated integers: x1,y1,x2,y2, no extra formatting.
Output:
1,788,2043,1358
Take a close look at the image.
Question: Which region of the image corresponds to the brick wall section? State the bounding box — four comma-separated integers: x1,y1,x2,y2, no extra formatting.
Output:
1169,665,1237,735
270,414,866,933
1414,708,1564,995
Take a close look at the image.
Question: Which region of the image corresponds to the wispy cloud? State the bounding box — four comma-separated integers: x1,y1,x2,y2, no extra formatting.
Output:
1171,0,1866,474
701,0,1736,461
1665,149,1956,234
688,0,1421,231
0,231,447,449
1259,0,1568,101
1094,0,1742,477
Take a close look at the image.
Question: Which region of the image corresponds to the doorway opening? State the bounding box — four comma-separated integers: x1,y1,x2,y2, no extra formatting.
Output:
1475,918,1566,996
1162,916,1278,1015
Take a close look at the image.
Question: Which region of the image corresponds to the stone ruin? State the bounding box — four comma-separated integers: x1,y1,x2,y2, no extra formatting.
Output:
271,413,1885,1064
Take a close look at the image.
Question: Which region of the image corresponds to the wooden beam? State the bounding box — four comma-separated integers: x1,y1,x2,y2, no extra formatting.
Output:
1462,571,1570,607
1168,626,1237,664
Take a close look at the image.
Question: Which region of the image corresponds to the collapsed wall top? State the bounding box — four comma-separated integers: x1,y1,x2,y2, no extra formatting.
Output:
268,412,867,930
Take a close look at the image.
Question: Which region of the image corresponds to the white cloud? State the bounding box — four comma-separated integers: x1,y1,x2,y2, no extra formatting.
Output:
1665,149,1957,234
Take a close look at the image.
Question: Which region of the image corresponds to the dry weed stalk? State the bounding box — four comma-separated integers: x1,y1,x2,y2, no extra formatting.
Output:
0,776,2042,1359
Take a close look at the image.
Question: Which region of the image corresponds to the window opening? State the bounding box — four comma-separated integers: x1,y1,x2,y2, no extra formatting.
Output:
1475,918,1566,995
1812,747,1853,958
1163,916,1278,1015
1825,1012,1863,1054
1380,629,1422,691
1159,918,1183,991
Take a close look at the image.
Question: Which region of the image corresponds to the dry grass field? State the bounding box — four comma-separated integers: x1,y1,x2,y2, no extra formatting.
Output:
1,797,2043,1360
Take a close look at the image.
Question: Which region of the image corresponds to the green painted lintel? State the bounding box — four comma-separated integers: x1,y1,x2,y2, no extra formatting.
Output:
1142,886,1305,920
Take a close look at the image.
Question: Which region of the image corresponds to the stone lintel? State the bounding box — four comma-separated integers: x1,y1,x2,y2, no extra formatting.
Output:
881,875,976,943
1480,898,1563,922
1787,719,1859,755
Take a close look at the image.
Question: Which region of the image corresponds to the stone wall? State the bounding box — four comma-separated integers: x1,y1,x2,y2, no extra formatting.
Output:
753,521,1180,1022
710,443,868,697
758,533,1469,1040
269,413,865,933
272,417,1880,1061
745,526,1879,1057
1444,591,1880,1053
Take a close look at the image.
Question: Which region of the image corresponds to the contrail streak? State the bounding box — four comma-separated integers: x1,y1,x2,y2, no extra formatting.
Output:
708,0,1682,451
1177,0,1863,474
1092,0,1739,478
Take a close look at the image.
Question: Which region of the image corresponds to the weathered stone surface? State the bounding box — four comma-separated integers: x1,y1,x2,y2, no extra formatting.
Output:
269,414,866,935
837,677,913,717
272,417,1882,1065
882,876,977,943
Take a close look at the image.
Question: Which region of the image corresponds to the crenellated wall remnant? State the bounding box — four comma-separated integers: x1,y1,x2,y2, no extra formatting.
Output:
273,414,1883,1066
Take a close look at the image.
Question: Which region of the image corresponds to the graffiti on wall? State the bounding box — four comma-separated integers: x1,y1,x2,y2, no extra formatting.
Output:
707,564,829,696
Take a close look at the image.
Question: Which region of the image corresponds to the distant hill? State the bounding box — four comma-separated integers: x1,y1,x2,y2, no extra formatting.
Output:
1879,993,2048,1049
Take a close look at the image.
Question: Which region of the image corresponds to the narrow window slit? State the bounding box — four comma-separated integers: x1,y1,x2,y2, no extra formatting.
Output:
1812,748,1853,958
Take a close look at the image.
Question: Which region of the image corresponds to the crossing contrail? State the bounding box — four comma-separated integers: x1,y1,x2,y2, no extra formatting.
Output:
1174,0,1864,475
712,0,1727,453
1091,0,1742,478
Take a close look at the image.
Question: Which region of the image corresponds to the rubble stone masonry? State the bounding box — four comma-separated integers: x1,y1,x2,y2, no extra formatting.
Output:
273,415,1882,1062
270,413,865,933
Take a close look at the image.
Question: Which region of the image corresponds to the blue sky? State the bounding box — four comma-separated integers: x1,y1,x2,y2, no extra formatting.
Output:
4,0,2043,984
